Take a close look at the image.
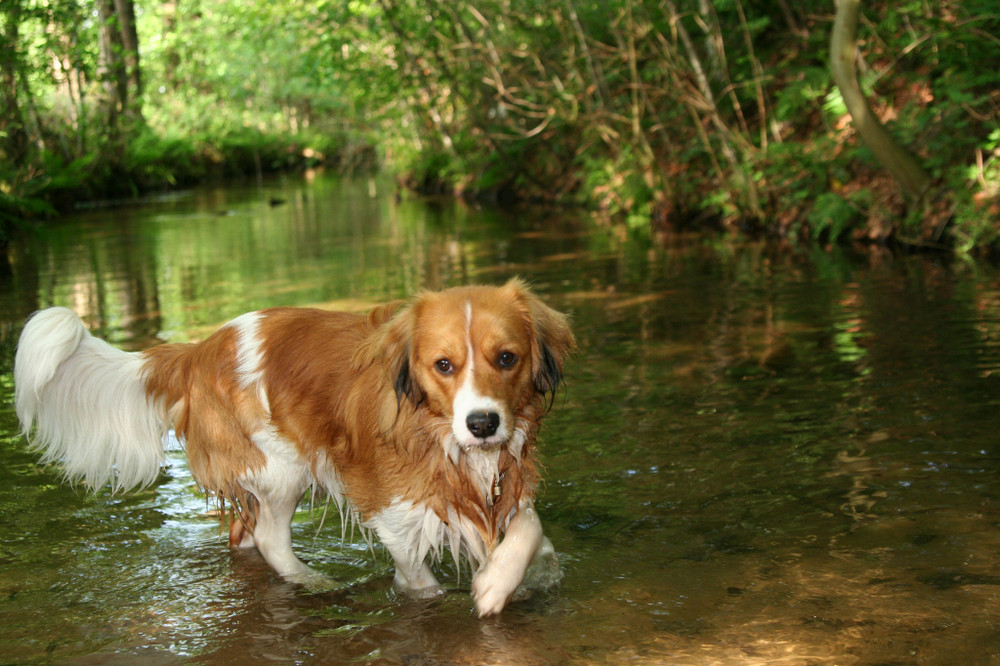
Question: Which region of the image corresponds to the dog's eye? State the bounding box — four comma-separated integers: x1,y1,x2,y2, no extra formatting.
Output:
434,359,454,374
497,351,518,369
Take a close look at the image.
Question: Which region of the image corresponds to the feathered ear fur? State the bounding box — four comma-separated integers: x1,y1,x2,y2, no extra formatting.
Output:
503,278,577,401
352,302,423,406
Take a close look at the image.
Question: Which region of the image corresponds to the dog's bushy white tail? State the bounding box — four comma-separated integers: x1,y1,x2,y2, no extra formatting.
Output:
14,307,168,491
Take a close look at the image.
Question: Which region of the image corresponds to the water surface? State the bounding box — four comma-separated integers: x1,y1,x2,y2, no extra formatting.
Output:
1,173,999,664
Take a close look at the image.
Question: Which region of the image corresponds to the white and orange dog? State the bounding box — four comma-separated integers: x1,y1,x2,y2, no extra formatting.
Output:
14,279,574,616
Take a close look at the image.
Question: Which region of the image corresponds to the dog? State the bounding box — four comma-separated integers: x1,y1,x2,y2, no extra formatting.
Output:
13,278,575,616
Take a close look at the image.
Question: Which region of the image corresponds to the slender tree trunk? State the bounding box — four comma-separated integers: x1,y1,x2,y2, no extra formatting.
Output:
830,0,929,202
97,0,126,128
97,0,142,141
0,0,30,165
114,0,141,104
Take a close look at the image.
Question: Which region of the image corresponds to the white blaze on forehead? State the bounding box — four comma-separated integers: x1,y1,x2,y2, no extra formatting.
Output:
465,300,475,372
450,299,508,447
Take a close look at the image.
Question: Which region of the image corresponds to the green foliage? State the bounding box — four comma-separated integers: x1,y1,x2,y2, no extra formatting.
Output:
123,129,202,188
1,0,999,250
579,142,656,225
0,190,55,242
775,67,831,123
38,151,97,194
806,192,860,243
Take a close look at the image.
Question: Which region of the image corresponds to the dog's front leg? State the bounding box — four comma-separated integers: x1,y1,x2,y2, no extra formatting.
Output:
390,557,442,598
472,498,548,617
366,510,443,598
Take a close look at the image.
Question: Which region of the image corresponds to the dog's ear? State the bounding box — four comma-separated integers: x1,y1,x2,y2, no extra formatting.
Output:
504,278,577,400
353,302,423,406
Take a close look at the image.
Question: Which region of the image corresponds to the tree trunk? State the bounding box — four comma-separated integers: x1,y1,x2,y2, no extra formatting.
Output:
0,0,30,165
97,0,142,139
115,0,142,103
830,0,929,202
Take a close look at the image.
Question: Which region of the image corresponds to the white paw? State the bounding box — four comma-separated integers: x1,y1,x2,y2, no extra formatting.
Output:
393,569,443,600
398,581,444,600
472,564,519,617
285,569,341,593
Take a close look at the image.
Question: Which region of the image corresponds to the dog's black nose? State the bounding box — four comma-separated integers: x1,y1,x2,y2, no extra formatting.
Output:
466,410,500,438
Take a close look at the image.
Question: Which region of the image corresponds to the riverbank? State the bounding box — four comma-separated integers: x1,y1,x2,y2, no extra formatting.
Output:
3,128,996,258
2,1,997,253
1,128,374,222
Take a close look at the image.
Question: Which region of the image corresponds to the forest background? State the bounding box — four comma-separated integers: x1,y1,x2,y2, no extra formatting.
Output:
1,0,998,251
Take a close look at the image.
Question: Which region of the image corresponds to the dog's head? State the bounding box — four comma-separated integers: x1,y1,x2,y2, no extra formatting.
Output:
359,279,575,455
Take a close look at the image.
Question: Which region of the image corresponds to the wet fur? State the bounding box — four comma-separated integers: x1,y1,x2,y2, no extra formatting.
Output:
14,279,574,615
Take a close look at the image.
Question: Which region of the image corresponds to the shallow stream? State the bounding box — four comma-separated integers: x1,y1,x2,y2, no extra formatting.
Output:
1,174,999,664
